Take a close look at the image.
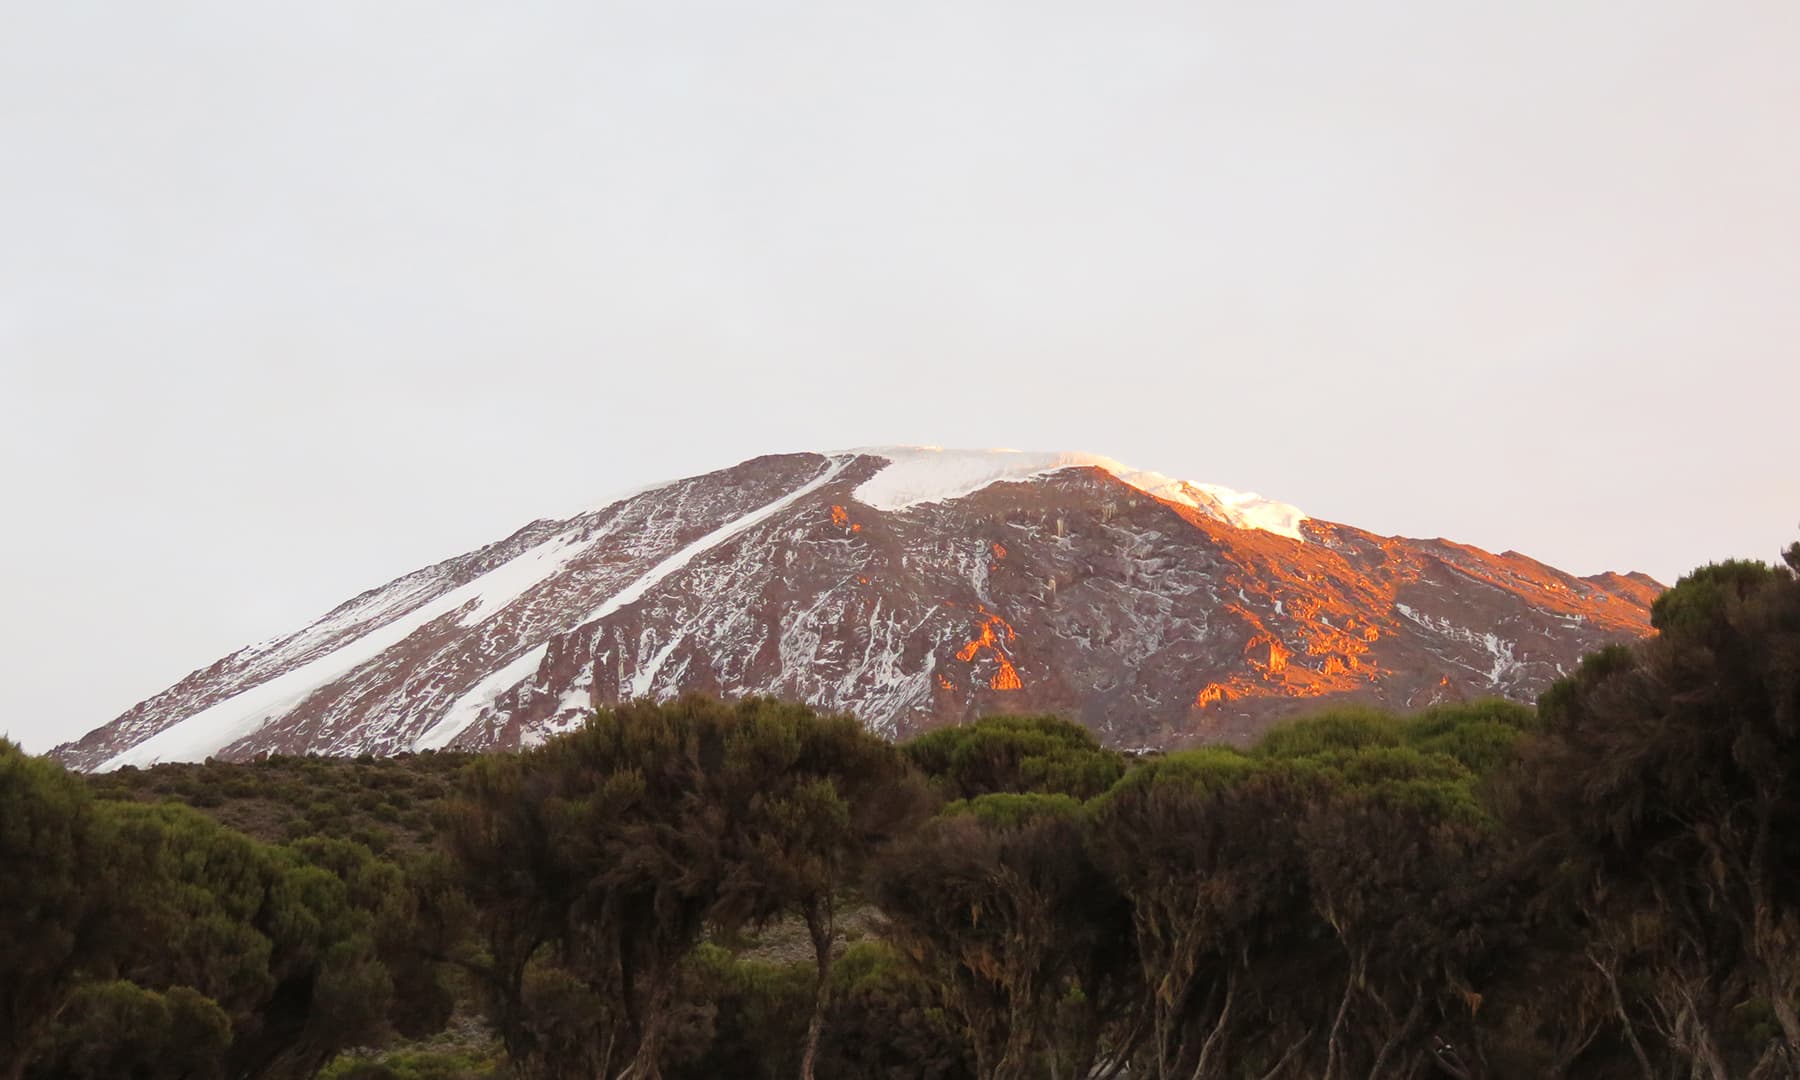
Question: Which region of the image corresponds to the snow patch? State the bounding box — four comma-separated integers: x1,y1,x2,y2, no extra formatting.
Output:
414,644,550,751
630,633,685,699
98,534,594,770
100,457,848,770
1394,603,1522,687
576,456,850,628
849,447,1307,541
455,533,594,627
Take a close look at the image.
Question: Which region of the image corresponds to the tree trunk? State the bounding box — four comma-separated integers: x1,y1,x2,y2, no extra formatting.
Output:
1192,968,1236,1080
624,1023,664,1080
1768,994,1800,1062
1591,950,1655,1080
620,968,676,1080
1367,996,1423,1079
800,895,835,1080
1256,1034,1310,1080
1690,1030,1731,1080
1325,951,1364,1080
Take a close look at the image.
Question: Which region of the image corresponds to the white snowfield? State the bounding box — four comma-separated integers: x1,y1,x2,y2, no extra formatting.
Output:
94,448,1299,770
411,455,850,752
100,456,850,770
849,447,1308,541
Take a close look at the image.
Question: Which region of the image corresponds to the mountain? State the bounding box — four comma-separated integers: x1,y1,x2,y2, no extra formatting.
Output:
53,449,1662,770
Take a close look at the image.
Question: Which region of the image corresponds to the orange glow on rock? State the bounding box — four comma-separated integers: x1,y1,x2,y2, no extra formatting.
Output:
956,608,1024,691
936,674,956,691
1246,635,1291,676
1194,683,1228,708
991,542,1007,559
830,505,850,527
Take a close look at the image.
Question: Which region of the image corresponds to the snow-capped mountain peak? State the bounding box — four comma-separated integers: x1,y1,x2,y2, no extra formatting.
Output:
849,447,1309,541
54,450,1659,771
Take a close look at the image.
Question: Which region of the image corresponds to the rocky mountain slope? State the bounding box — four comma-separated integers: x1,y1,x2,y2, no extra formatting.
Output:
54,449,1661,770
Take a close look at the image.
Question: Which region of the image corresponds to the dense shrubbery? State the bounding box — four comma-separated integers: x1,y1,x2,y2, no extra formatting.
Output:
3,542,1798,1078
85,751,471,854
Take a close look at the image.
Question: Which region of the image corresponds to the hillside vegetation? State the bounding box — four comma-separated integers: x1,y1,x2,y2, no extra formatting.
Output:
2,542,1797,1079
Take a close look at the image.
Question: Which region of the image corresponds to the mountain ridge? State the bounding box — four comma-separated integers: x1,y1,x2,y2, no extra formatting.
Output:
53,449,1660,770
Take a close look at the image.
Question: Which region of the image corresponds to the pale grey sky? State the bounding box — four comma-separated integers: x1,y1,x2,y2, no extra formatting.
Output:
3,2,1796,752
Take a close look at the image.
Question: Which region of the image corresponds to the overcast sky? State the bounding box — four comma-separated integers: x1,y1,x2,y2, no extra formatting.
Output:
3,2,1796,753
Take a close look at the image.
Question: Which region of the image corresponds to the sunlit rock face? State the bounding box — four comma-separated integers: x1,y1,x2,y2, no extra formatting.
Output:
54,449,1660,770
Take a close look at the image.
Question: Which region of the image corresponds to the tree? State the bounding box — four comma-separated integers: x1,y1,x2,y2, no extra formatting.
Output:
872,795,1138,1080
1505,547,1800,1077
1296,782,1505,1079
443,696,936,1079
711,699,931,1080
0,741,123,1080
288,837,457,1039
436,752,576,1078
808,941,975,1080
24,981,230,1080
902,715,1125,801
1091,750,1325,1079
102,801,395,1080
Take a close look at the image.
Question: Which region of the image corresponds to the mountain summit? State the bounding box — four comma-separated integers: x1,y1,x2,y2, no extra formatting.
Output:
54,448,1660,770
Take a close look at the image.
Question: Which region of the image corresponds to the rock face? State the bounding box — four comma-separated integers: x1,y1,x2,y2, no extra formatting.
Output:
53,449,1662,770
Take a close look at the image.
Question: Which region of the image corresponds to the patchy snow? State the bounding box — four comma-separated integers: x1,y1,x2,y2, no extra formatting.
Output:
577,456,850,627
1394,603,1522,687
98,537,591,770
630,632,685,699
99,457,848,770
850,447,1307,541
455,533,596,627
414,643,550,750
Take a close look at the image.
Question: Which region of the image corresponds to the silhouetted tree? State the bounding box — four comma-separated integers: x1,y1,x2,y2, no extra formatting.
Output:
711,699,931,1080
1505,545,1800,1077
873,795,1138,1080
1092,749,1324,1079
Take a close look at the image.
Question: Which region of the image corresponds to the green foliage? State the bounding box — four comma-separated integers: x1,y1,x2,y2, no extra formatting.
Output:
1253,705,1403,759
18,541,1800,1080
941,791,1085,829
1536,642,1637,724
871,804,1137,1079
25,981,231,1080
1648,556,1784,634
903,714,1125,800
811,941,975,1080
1401,698,1537,773
440,695,926,1080
287,836,456,1038
1321,745,1486,825
98,799,396,1080
0,740,124,1074
88,751,471,855
320,1047,503,1080
2,743,427,1080
671,945,813,1080
1499,540,1800,1074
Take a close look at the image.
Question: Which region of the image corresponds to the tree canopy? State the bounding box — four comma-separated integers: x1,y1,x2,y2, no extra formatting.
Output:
8,540,1800,1079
